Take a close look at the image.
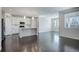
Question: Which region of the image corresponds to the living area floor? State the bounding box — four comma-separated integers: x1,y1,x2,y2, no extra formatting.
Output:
1,31,79,52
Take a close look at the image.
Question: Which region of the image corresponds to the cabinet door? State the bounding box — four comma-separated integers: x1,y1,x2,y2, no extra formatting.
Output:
5,17,12,35
12,17,19,25
25,18,31,28
31,19,37,28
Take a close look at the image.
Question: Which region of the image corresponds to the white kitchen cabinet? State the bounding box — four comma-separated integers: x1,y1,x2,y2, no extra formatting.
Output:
31,19,37,28
12,17,19,25
24,17,31,28
19,17,38,37
5,17,21,35
5,17,13,35
4,16,38,37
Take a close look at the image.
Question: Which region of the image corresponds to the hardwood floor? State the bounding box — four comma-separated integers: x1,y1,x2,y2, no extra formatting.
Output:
38,31,79,52
4,35,39,52
1,31,79,52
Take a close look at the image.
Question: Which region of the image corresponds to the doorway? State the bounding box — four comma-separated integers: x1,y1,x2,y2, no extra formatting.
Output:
51,18,59,32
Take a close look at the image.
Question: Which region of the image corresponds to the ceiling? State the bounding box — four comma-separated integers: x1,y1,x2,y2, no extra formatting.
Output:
2,7,73,16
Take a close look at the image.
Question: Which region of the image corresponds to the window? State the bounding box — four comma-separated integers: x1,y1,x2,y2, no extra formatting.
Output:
64,11,79,29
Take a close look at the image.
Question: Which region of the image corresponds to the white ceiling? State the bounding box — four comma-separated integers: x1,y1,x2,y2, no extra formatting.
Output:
2,7,73,16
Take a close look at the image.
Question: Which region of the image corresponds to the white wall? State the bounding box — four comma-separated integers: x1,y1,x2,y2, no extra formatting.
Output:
39,16,51,33
39,13,59,33
51,18,59,32
0,7,2,50
51,13,59,32
59,7,79,40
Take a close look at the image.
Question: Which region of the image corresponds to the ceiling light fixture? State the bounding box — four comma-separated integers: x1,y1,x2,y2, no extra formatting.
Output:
24,16,26,19
32,17,34,19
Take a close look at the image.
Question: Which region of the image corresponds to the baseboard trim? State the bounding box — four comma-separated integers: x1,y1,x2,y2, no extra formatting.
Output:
60,36,79,41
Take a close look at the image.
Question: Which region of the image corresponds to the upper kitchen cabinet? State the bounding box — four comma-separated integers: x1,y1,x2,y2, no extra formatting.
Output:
24,17,32,28
31,17,38,28
21,16,38,29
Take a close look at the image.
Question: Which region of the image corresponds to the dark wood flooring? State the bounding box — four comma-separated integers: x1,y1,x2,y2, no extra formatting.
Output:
1,31,79,52
38,31,79,52
3,35,38,52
